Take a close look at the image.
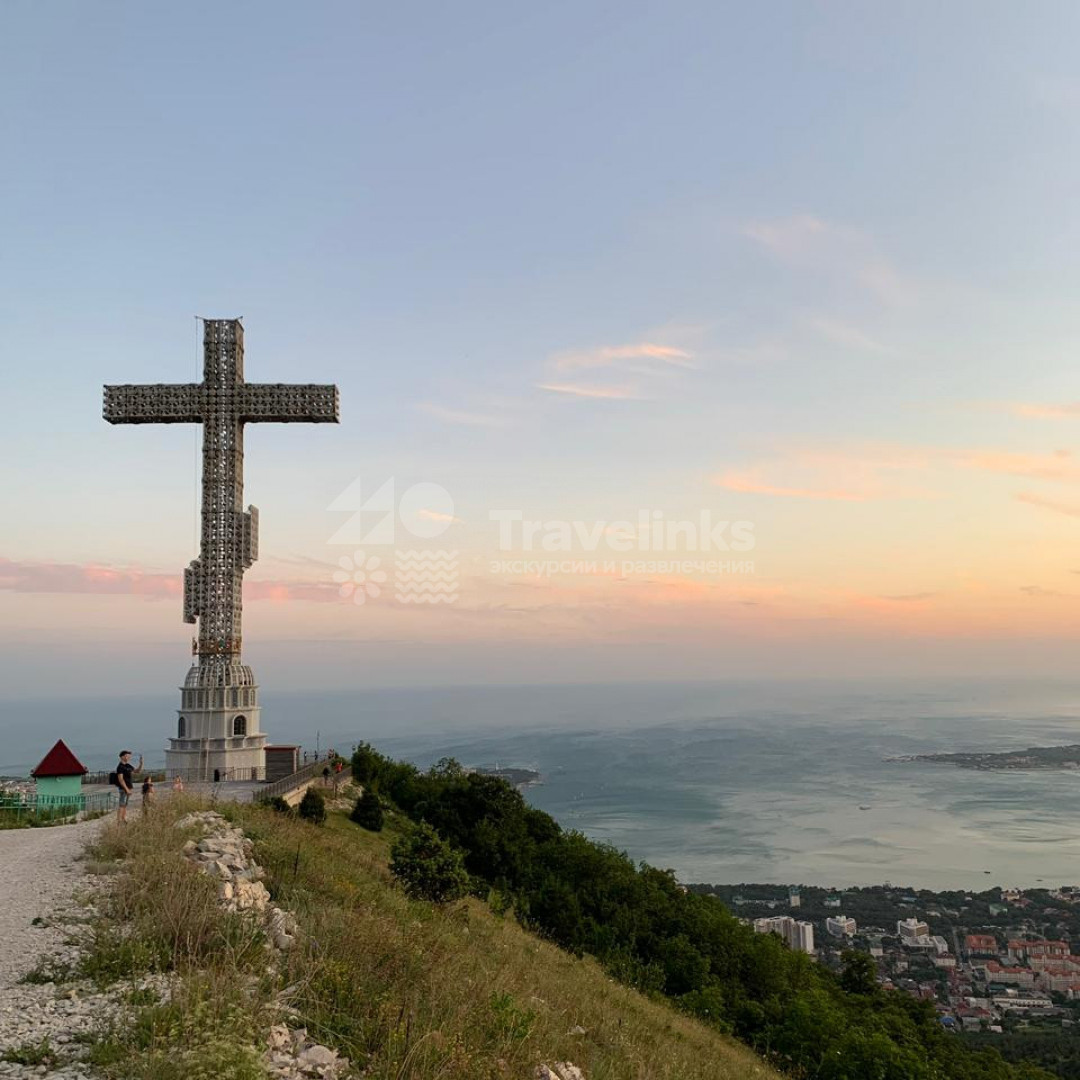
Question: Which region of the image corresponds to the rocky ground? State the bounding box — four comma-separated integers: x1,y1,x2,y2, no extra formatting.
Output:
0,808,588,1080
0,810,346,1079
0,816,120,1079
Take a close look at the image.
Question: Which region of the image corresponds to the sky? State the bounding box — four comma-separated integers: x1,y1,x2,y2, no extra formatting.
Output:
5,1,1080,695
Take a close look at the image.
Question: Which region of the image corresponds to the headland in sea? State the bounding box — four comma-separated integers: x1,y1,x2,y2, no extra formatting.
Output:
4,677,1080,892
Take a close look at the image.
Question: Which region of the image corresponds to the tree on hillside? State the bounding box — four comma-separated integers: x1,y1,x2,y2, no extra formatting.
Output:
390,823,469,904
298,787,326,825
840,950,878,996
350,789,384,832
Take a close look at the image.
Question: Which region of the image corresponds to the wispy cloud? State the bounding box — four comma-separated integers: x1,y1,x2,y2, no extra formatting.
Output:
881,592,936,602
744,214,831,257
960,449,1080,482
418,508,461,524
539,337,695,403
807,316,891,355
743,215,914,306
1011,401,1080,419
716,470,866,501
1020,584,1063,598
551,342,693,372
536,382,643,400
416,402,507,428
1015,491,1080,518
714,445,932,501
0,557,339,603
0,558,180,598
717,444,1080,502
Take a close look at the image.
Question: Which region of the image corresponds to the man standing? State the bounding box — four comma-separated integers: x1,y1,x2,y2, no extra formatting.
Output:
115,750,142,822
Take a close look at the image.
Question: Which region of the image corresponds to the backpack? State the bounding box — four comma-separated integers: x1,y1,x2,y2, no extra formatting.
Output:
108,770,118,787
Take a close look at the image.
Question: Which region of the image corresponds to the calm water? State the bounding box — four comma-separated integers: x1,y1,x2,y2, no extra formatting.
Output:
4,679,1080,891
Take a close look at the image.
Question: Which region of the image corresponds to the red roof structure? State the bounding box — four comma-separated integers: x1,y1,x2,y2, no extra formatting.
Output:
31,739,88,778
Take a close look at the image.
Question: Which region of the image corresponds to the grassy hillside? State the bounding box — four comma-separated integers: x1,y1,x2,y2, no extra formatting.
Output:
235,800,780,1079
84,797,779,1079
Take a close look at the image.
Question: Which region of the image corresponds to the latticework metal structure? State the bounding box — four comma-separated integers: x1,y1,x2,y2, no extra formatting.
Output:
103,319,339,780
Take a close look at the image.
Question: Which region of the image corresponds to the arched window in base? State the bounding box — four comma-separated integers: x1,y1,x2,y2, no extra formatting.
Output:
232,715,247,737
178,716,186,738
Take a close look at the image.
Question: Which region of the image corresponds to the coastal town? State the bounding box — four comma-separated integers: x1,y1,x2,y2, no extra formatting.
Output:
695,880,1080,1055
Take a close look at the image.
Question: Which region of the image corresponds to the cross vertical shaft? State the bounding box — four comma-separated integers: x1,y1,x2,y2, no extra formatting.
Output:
188,320,252,667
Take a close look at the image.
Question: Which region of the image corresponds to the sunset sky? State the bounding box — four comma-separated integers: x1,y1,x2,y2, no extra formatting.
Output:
5,2,1080,695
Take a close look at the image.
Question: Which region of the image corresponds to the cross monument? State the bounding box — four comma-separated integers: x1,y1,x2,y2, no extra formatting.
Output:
104,319,339,780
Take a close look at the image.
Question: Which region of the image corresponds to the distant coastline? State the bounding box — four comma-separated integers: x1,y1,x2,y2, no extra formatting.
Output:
473,764,542,789
892,744,1080,771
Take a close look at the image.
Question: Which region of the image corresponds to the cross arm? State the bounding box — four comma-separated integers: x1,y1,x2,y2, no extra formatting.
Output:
240,383,340,423
103,384,204,424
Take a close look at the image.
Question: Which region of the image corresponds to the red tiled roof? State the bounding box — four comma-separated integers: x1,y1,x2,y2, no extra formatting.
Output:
30,739,87,778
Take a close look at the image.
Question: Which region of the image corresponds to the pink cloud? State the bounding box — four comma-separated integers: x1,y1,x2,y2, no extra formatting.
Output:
551,342,693,372
0,557,338,603
1012,402,1080,419
1015,491,1080,518
959,449,1080,482
415,402,507,427
743,215,914,306
537,382,643,400
715,471,866,501
715,444,1080,503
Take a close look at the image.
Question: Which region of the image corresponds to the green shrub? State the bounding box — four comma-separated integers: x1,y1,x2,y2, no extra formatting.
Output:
389,822,469,904
297,788,326,826
265,796,292,815
1,1039,55,1066
349,790,384,832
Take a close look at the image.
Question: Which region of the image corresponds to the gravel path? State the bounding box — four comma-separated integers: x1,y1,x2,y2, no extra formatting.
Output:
0,817,105,990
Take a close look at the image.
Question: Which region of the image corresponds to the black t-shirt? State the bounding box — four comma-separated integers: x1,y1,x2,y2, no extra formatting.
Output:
117,762,135,791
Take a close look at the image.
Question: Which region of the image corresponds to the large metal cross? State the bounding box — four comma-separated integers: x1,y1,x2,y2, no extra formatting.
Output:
104,319,339,669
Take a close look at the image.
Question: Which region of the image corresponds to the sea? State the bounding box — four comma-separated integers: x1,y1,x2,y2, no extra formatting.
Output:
5,678,1080,893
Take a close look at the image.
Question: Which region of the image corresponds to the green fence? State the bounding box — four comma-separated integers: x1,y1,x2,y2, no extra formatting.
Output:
0,791,116,828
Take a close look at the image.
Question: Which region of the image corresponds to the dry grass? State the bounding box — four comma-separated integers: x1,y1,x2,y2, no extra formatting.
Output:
233,803,781,1080
77,798,780,1079
78,800,273,1078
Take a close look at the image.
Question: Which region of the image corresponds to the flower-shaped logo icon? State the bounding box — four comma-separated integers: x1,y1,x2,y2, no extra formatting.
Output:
333,551,387,606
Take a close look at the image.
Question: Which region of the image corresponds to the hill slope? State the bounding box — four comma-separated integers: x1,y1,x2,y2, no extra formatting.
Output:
234,800,780,1079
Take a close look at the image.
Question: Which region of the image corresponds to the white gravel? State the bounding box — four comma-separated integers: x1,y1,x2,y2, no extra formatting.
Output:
0,817,112,1078
0,817,105,991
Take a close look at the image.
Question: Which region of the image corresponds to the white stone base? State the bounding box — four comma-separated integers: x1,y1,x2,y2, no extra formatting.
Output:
167,663,269,781
166,736,267,782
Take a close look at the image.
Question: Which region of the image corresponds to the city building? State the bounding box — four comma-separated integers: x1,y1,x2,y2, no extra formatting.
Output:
789,886,801,909
991,991,1054,1013
1035,968,1080,994
753,915,815,955
980,962,1035,988
898,918,929,942
826,916,857,937
1008,939,1070,965
965,934,998,956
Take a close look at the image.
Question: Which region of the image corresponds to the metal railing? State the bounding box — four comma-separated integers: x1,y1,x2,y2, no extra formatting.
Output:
0,791,116,826
259,758,345,803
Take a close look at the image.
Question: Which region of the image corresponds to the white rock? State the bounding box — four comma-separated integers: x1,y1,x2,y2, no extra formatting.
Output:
554,1065,586,1080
